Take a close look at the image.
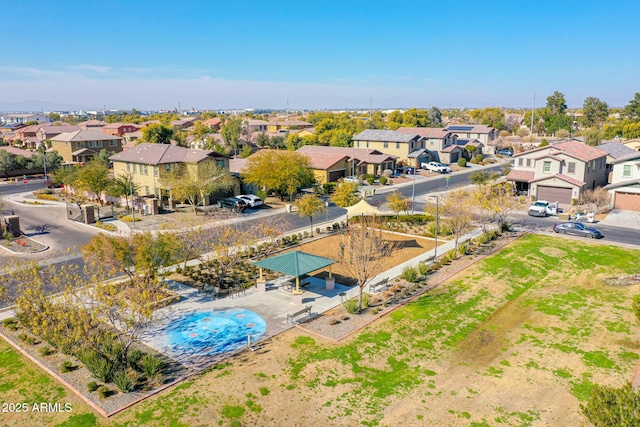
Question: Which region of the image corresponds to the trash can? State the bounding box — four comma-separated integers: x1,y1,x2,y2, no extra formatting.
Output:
285,204,292,213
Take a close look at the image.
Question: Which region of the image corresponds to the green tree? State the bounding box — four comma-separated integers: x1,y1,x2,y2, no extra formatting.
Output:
107,173,140,208
74,160,112,203
546,91,568,115
0,150,15,180
293,194,326,237
220,117,242,157
162,160,236,214
330,182,360,207
48,112,61,122
386,191,409,220
584,127,604,146
429,107,443,127
424,188,473,250
582,97,609,128
142,123,174,144
624,92,640,120
581,382,640,426
243,151,315,201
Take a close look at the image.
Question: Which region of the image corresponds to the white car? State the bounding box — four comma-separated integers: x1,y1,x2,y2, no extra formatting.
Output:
237,194,263,208
528,200,558,217
421,161,451,173
343,176,361,184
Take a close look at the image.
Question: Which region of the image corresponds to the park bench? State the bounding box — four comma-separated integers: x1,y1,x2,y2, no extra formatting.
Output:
369,277,389,293
287,306,312,324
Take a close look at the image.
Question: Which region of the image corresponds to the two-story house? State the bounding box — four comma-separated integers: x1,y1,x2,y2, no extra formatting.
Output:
49,129,123,163
296,145,397,181
352,129,425,166
267,120,313,132
506,140,608,204
444,124,498,146
243,119,269,133
109,143,231,202
603,151,640,211
102,123,140,136
396,127,463,163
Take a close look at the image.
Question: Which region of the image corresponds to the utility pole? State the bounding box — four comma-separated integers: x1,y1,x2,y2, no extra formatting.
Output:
530,92,536,138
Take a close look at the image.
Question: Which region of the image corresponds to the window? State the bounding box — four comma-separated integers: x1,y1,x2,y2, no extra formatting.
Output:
356,141,360,148
216,160,224,168
366,141,369,148
383,142,388,148
543,161,551,173
110,140,117,146
623,165,632,177
568,162,576,174
518,158,523,167
143,165,148,175
430,140,434,146
526,158,531,167
89,141,103,148
154,166,159,177
132,164,137,173
76,142,85,148
145,186,150,195
165,164,171,172
126,163,130,171
396,142,400,150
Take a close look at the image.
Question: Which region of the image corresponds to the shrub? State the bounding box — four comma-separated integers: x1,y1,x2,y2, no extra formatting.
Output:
572,198,579,206
87,381,99,392
361,292,371,308
60,361,74,373
475,154,484,162
113,369,136,393
500,221,511,232
457,242,470,255
141,354,164,379
365,175,375,185
18,333,38,345
297,232,302,240
2,318,19,331
36,193,57,201
477,233,491,244
342,297,360,314
470,157,479,164
316,227,320,235
379,176,388,185
128,349,145,371
97,385,111,399
418,262,429,276
39,346,55,356
79,350,114,383
120,215,141,223
401,266,419,283
457,158,467,167
326,226,331,232
303,231,309,239
328,318,340,325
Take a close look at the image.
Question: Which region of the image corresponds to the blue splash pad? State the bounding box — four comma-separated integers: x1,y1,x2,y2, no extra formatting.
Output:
164,308,266,357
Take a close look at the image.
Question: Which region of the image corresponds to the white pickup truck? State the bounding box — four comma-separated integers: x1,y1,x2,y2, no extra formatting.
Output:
528,200,558,217
421,161,451,173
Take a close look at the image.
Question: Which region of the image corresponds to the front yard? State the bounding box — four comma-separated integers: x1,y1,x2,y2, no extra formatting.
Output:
1,234,639,426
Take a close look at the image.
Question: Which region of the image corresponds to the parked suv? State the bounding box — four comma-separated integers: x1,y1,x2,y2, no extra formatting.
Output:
421,161,451,173
217,197,248,212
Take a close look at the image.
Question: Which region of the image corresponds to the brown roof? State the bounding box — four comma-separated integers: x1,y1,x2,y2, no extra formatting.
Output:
78,119,107,127
505,170,535,182
441,145,463,153
51,129,122,142
103,122,139,130
0,146,36,158
109,142,227,165
301,152,348,170
296,145,397,164
531,173,585,187
551,141,607,162
203,118,222,126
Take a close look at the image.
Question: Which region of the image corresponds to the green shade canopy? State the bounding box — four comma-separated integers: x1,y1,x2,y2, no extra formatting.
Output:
253,251,336,277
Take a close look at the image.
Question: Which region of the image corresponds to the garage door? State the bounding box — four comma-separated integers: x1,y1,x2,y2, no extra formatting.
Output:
614,192,640,211
328,170,345,182
537,186,572,204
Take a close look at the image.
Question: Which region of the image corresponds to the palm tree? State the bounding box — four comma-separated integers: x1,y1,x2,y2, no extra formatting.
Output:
108,173,140,208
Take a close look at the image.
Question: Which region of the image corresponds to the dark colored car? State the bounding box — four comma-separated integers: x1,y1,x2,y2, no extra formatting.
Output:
552,222,603,239
217,197,247,213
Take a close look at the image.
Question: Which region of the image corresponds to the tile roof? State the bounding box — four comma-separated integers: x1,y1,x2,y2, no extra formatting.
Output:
603,179,640,190
0,146,36,158
353,129,420,143
296,145,397,164
441,145,463,153
51,129,122,142
444,124,495,134
531,173,585,187
109,142,227,165
552,140,607,162
301,152,348,170
505,170,535,182
596,142,637,159
613,151,640,164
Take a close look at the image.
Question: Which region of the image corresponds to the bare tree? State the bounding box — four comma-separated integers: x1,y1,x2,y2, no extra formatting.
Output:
580,187,611,213
425,189,474,250
338,215,398,311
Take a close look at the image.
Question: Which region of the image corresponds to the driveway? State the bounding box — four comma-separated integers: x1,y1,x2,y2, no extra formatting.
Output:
600,209,640,228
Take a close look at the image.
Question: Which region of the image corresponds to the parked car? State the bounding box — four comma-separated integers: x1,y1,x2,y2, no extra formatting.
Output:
498,149,514,157
421,161,451,173
237,194,263,208
343,176,361,184
528,200,558,217
217,197,248,212
553,222,603,239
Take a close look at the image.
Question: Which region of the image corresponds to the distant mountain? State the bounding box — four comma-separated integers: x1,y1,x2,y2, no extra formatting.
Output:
0,100,87,113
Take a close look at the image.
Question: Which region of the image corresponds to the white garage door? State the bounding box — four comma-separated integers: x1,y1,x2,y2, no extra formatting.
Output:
537,186,572,204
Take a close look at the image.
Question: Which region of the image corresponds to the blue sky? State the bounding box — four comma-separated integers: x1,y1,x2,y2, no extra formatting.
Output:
1,0,637,111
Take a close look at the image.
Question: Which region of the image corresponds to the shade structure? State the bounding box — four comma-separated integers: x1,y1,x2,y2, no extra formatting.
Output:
345,198,381,217
253,251,336,277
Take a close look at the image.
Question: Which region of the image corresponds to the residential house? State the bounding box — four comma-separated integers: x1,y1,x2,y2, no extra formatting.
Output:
267,120,313,132
595,141,637,179
296,145,397,178
36,124,82,142
444,124,498,146
352,129,424,166
202,117,222,131
49,129,123,163
622,138,640,152
122,130,143,147
396,127,462,163
78,119,107,129
0,113,50,125
102,123,140,136
603,151,640,211
243,119,269,133
170,119,195,130
506,140,608,204
109,143,230,203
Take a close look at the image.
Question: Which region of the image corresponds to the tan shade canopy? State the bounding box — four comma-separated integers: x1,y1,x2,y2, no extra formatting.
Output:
345,198,381,217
